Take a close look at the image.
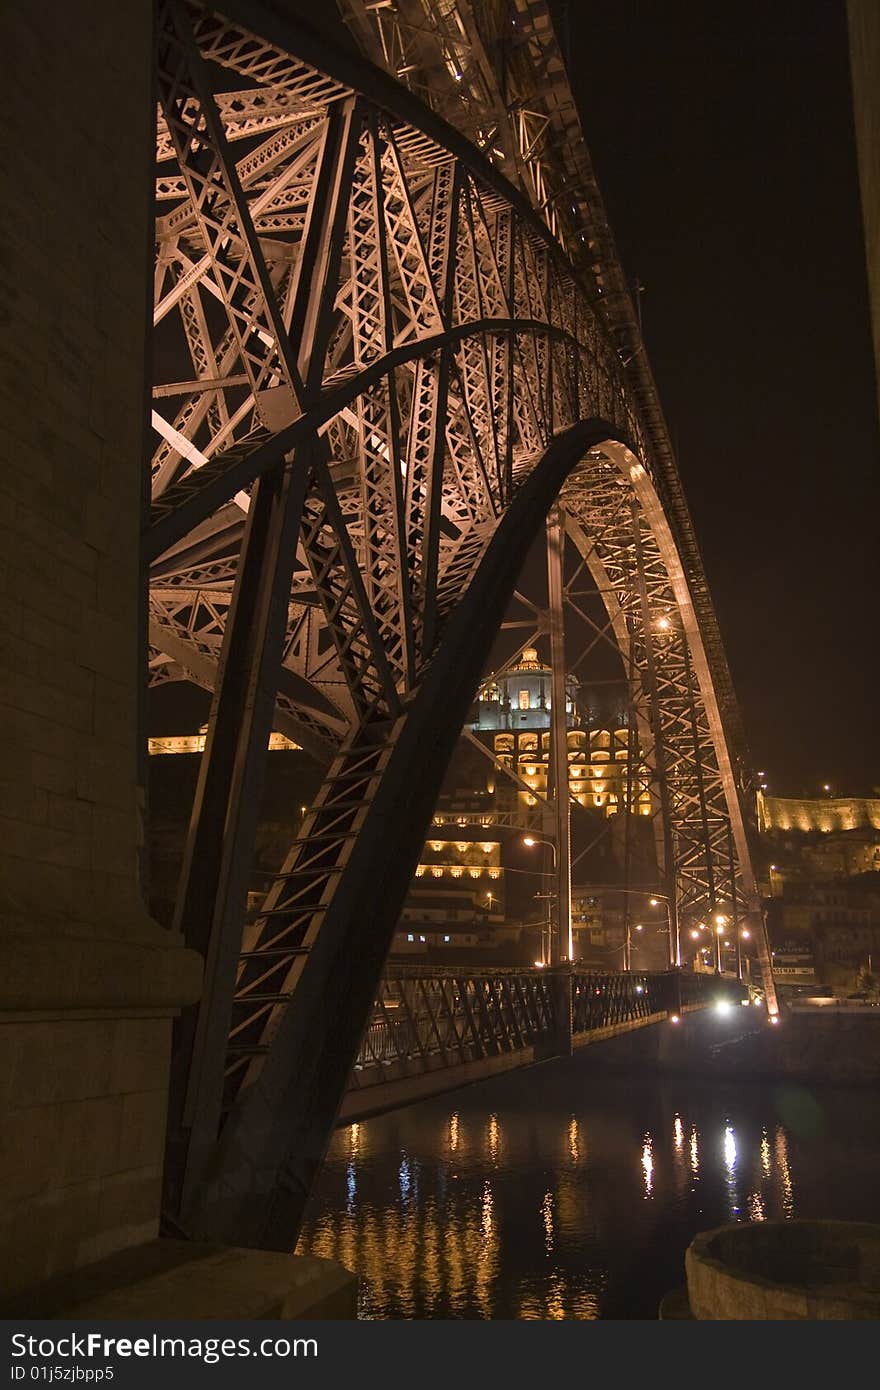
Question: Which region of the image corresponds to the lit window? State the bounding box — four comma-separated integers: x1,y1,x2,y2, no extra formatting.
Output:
519,689,529,710
444,935,450,943
407,934,414,942
419,935,426,943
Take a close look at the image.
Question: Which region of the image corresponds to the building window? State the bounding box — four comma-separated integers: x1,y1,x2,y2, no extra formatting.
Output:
407,934,414,943
444,935,450,943
519,689,529,710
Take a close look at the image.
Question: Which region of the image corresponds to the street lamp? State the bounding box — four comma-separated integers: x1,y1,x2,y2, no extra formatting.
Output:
533,891,555,966
522,836,568,963
522,834,557,867
713,914,727,973
647,891,680,968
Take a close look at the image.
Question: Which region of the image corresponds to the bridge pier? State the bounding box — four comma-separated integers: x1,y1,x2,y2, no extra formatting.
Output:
545,967,574,1060
0,0,353,1318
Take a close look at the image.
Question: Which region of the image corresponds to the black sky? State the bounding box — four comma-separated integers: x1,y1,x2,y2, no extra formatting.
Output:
557,0,878,795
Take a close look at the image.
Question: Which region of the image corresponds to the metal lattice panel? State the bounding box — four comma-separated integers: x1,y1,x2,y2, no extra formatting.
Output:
148,1,776,1246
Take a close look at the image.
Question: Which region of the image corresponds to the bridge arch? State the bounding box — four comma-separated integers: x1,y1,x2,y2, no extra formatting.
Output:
149,3,776,1247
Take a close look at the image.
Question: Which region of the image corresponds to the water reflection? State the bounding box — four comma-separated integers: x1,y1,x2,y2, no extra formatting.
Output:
673,1113,684,1152
722,1123,739,1218
689,1125,699,1177
641,1134,654,1197
298,1066,880,1319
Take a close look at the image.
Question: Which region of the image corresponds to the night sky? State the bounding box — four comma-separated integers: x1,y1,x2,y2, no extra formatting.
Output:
558,0,878,795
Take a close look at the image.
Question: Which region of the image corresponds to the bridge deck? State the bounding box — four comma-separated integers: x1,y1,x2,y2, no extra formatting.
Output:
340,967,737,1120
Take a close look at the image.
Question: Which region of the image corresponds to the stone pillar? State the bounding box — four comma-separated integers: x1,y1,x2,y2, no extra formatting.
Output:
0,1,202,1301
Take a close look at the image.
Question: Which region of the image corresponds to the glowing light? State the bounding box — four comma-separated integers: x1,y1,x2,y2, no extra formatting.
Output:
690,929,700,940
669,1013,681,1024
523,836,537,847
534,960,545,968
635,984,644,994
741,928,751,939
656,616,671,631
635,923,643,932
715,999,733,1017
649,898,660,907
673,1115,684,1152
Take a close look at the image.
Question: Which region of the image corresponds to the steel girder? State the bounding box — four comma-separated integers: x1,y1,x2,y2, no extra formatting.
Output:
149,2,776,1246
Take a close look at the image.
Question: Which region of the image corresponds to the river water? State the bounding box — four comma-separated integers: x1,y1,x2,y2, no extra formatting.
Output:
297,1049,880,1318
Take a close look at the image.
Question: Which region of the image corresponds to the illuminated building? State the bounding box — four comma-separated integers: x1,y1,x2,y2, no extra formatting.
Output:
468,648,651,819
149,726,300,755
759,788,880,991
392,836,507,956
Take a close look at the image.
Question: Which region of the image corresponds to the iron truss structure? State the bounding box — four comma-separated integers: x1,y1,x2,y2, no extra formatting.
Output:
149,0,777,1249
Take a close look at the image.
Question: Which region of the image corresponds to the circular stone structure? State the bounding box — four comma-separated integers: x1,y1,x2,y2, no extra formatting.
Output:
685,1221,880,1319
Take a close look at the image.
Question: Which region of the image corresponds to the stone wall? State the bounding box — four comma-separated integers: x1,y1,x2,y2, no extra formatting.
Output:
0,2,200,1301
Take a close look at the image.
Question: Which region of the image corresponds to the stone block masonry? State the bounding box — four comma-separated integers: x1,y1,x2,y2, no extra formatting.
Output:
0,0,203,1305
0,1,354,1318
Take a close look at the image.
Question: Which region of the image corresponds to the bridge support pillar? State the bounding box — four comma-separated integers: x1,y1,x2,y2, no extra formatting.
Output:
0,0,353,1317
549,967,574,1058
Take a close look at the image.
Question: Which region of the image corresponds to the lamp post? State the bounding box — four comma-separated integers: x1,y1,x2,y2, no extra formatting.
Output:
712,914,726,974
647,893,680,969
522,835,570,963
532,891,555,966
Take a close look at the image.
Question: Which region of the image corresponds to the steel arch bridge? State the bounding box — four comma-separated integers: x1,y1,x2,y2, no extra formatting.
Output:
149,0,777,1248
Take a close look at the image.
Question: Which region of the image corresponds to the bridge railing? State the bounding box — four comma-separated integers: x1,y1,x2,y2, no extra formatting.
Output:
570,971,674,1033
351,966,734,1089
352,967,556,1085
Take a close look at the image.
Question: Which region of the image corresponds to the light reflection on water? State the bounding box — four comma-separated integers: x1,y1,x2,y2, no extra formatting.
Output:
297,1063,880,1319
